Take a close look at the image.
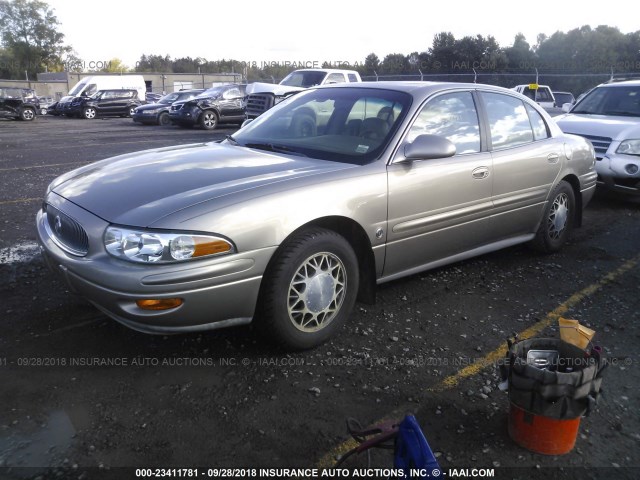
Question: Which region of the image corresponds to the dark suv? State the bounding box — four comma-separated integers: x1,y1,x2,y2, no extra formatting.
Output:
169,84,246,130
132,89,204,126
69,89,142,119
0,87,37,121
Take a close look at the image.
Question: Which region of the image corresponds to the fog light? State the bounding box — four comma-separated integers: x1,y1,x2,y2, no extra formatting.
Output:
136,298,183,310
625,164,639,175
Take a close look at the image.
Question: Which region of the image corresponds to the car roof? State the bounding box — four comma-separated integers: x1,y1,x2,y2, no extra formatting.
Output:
326,81,520,96
599,79,640,87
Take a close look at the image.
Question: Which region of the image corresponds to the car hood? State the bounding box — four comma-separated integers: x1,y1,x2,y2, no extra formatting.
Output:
51,142,353,226
136,102,168,111
246,82,305,96
555,114,640,141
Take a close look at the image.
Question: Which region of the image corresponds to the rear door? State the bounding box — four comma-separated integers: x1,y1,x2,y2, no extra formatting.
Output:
385,90,493,278
478,91,563,238
218,86,245,121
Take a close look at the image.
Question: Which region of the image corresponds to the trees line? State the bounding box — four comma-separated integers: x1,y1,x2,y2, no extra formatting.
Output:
1,0,639,95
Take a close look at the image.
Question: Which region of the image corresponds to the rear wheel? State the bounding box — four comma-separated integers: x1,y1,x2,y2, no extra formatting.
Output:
259,227,359,350
531,180,575,253
200,110,218,130
127,106,136,117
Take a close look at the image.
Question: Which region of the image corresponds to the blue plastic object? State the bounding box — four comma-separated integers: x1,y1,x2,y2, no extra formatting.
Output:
394,414,442,478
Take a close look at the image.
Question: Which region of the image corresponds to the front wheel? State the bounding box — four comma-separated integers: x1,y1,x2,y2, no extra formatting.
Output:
200,110,218,130
127,106,137,117
158,112,170,126
20,108,36,121
259,227,359,350
531,180,575,253
83,107,97,120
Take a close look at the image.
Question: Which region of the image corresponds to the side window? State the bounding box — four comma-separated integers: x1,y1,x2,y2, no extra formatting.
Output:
325,73,346,84
223,88,241,99
482,92,533,149
347,74,358,82
102,91,115,99
407,91,481,154
525,104,549,141
85,84,97,96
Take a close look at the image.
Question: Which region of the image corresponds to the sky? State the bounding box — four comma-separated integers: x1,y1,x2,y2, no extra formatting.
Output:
45,0,638,70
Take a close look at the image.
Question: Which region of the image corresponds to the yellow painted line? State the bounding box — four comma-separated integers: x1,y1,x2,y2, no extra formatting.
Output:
0,197,41,205
316,253,640,467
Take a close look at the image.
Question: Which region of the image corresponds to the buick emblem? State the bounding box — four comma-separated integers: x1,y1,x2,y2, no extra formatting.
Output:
54,215,63,235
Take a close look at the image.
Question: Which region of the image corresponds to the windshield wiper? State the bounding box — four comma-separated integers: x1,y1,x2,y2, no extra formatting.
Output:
225,135,239,145
569,110,595,114
245,143,307,157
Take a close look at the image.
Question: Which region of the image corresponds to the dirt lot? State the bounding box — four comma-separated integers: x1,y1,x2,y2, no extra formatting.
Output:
1,116,639,480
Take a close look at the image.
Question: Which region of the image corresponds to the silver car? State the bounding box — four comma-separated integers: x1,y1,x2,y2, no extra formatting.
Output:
36,82,597,349
555,80,640,197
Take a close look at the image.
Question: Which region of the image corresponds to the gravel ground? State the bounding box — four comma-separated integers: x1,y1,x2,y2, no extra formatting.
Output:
0,116,639,480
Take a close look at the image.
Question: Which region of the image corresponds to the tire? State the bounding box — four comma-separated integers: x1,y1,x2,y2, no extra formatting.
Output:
200,110,218,130
127,106,136,117
40,107,48,115
158,112,170,126
259,227,359,350
83,107,97,120
20,108,36,121
531,180,575,253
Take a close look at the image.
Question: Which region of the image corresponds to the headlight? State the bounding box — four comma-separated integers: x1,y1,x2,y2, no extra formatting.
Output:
616,139,640,156
104,226,235,264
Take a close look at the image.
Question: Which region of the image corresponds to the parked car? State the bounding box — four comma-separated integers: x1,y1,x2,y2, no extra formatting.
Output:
553,91,575,108
37,96,55,115
0,86,37,121
555,80,640,197
132,89,204,126
511,84,556,109
169,84,246,129
37,82,596,349
69,89,143,119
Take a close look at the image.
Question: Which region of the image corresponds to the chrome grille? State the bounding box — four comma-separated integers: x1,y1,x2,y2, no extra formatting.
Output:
570,133,612,159
44,204,89,256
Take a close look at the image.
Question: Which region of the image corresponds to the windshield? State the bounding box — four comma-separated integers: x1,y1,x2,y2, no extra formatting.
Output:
232,87,411,164
158,92,180,104
196,86,226,99
280,71,327,88
68,79,89,96
572,85,640,116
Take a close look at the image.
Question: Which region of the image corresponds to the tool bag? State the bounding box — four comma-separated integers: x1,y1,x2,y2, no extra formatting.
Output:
501,338,606,419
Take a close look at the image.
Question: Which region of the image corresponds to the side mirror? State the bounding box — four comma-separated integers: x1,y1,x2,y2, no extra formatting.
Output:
562,103,572,113
403,134,456,161
241,118,254,129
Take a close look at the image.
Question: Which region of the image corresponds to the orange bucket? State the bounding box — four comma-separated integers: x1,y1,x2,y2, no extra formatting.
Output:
508,402,580,455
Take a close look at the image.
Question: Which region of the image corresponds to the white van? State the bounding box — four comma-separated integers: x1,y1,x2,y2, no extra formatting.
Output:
55,75,146,114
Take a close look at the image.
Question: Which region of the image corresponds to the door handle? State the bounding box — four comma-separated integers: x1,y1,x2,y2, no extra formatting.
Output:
547,153,560,163
472,166,490,179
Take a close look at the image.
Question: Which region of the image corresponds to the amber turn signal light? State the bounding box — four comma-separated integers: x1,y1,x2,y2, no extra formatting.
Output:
136,298,183,311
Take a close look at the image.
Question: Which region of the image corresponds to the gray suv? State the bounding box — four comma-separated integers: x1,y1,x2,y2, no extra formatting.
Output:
556,80,640,197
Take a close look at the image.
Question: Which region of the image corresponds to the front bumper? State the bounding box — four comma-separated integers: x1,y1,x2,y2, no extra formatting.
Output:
132,111,160,123
596,152,640,196
36,196,276,334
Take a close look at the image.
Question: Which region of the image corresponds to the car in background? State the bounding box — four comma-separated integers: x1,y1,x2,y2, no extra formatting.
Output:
0,86,37,121
555,80,640,197
37,82,596,349
37,96,56,115
511,84,556,109
69,89,143,119
553,91,575,108
132,89,204,126
169,84,246,130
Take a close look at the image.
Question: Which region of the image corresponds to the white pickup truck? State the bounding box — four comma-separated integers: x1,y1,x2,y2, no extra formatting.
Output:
511,84,556,109
245,68,362,119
